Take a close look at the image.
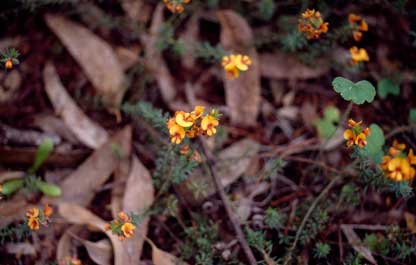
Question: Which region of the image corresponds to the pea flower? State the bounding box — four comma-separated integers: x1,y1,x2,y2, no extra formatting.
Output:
166,106,221,144
26,204,53,231
59,256,82,265
380,141,416,181
298,9,329,39
163,0,191,13
5,59,13,69
350,46,369,64
348,13,368,42
105,211,137,241
343,119,371,148
222,54,252,80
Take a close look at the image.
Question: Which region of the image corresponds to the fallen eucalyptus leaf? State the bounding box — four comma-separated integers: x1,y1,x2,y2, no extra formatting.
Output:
341,225,377,265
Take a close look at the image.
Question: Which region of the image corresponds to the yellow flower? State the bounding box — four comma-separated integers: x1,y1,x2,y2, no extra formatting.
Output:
169,124,186,144
26,208,40,219
389,140,406,156
175,111,194,127
167,117,176,129
121,222,136,238
355,132,367,148
28,217,40,230
186,126,199,138
298,9,329,39
380,155,391,171
350,46,369,64
343,129,355,148
222,54,252,80
387,157,415,181
201,115,219,136
5,59,13,69
118,211,131,222
408,149,416,165
191,105,205,120
348,13,368,42
43,204,53,217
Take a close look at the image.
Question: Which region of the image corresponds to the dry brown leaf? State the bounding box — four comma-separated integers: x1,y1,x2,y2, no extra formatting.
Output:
47,126,131,206
32,114,81,145
218,10,260,127
143,4,176,103
43,62,109,149
0,196,33,227
6,242,36,256
181,14,199,69
121,0,151,22
44,14,126,109
116,46,140,71
56,225,81,262
73,236,112,265
147,239,187,265
341,225,377,265
404,212,416,233
120,156,155,262
0,171,24,183
179,138,259,204
58,203,127,265
259,53,329,80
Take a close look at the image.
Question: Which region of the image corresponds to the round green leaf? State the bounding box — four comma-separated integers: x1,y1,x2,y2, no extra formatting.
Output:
361,123,385,163
332,77,376,104
323,106,340,123
377,78,400,99
314,119,337,139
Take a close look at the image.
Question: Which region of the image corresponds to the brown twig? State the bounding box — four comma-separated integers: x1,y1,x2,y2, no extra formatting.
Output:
199,138,257,265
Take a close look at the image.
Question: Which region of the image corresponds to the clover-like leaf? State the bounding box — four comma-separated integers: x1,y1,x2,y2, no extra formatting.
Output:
29,138,54,174
332,77,376,104
409,108,416,124
360,123,385,163
377,78,400,99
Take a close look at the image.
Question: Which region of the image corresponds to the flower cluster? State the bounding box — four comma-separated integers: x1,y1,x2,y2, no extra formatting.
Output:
221,54,252,80
26,204,53,230
380,141,416,182
59,257,82,265
349,46,369,64
104,211,137,241
348,13,368,42
163,0,191,13
343,119,371,148
298,9,329,40
1,48,20,70
180,145,202,163
167,106,220,145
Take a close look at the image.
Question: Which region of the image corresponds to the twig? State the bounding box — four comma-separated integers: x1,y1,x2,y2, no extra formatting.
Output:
385,124,416,139
283,176,341,265
199,138,257,265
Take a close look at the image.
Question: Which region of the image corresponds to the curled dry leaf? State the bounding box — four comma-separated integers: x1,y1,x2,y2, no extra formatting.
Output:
120,156,155,262
147,239,187,265
181,14,200,69
58,203,126,265
259,53,329,80
47,126,131,206
179,138,260,204
341,225,377,265
218,10,260,127
121,0,151,22
57,225,82,262
44,14,126,109
142,4,176,103
6,242,36,256
71,233,112,265
43,62,108,149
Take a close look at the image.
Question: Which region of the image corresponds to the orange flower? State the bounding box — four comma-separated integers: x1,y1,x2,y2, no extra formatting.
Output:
408,149,416,165
389,140,406,156
298,9,329,39
348,13,361,24
190,106,205,120
26,208,40,219
43,204,53,217
104,223,111,231
343,119,370,148
163,0,191,13
60,256,82,265
355,132,367,148
343,129,355,148
118,211,131,222
348,119,362,128
121,222,136,238
352,31,363,42
5,59,13,69
387,157,415,181
201,115,219,136
348,13,368,42
28,217,40,230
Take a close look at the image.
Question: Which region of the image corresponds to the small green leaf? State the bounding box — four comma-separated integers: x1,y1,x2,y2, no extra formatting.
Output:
332,77,376,104
409,108,416,124
361,123,385,163
1,178,24,195
323,106,340,123
377,78,400,99
35,179,61,197
314,119,337,139
29,138,54,174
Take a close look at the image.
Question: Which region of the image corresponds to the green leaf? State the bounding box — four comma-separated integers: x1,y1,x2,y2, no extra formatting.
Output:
409,108,416,124
29,138,54,174
1,178,24,195
323,106,340,123
332,77,376,104
34,180,61,197
314,119,337,139
377,78,400,99
361,124,385,163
